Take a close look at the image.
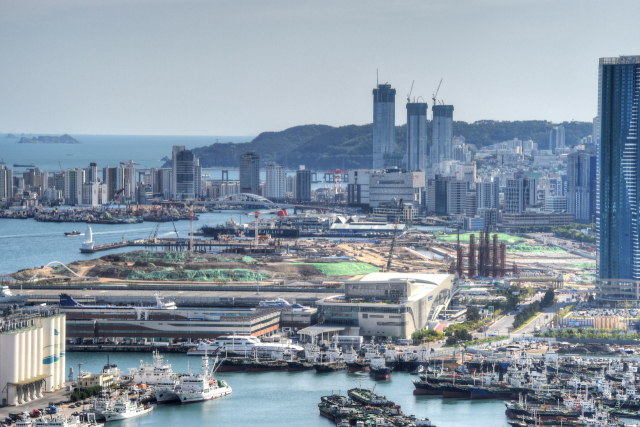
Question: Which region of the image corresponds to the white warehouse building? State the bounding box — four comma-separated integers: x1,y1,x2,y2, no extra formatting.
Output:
0,307,66,406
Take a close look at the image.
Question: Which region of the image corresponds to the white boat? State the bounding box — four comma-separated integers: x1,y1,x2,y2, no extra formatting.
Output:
90,397,114,420
175,355,232,404
131,350,174,385
34,414,102,427
187,335,304,356
101,394,153,422
0,285,29,306
155,377,180,404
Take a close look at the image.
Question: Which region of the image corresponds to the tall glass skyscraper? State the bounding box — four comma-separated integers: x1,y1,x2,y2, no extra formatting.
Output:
372,84,396,169
597,56,640,300
405,102,428,171
431,105,454,164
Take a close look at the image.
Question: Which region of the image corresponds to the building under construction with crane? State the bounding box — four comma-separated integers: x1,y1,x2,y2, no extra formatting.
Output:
448,230,520,279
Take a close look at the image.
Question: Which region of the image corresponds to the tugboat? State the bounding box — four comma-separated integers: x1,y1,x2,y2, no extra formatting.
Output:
65,230,81,236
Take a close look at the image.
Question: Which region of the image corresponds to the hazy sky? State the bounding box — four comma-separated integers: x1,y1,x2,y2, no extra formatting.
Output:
1,0,639,136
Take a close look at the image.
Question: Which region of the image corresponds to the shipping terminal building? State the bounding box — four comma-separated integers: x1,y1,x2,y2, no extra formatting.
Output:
313,273,456,340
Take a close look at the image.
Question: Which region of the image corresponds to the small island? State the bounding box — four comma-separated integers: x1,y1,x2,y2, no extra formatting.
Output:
17,134,81,144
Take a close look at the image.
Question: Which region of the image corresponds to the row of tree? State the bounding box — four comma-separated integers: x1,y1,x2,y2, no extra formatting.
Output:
512,289,555,329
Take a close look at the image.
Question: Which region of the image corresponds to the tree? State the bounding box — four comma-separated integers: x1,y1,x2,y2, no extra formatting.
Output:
446,329,473,345
541,289,555,308
466,306,481,322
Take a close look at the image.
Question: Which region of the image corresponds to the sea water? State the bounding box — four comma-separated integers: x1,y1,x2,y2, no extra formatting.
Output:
66,352,510,427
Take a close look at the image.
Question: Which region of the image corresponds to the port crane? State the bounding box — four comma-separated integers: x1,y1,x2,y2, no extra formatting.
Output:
386,198,403,272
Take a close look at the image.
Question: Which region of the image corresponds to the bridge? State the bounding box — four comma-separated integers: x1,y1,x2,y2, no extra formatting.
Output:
203,193,339,213
505,275,564,289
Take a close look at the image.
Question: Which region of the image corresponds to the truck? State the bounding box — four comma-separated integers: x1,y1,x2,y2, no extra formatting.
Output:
330,336,364,347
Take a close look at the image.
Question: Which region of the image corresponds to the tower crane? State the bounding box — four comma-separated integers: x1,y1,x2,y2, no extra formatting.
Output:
386,198,403,272
431,78,443,106
407,80,415,103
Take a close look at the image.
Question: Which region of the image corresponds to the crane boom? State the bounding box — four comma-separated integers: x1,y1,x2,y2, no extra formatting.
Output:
386,198,403,271
407,80,415,103
432,78,443,105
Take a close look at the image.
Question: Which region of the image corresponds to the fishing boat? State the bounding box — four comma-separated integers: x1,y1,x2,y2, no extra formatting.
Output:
102,394,153,422
65,230,81,236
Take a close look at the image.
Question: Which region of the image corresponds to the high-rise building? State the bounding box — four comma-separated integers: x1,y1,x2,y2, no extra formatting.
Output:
0,166,12,200
476,178,500,210
465,191,477,217
504,177,537,214
193,157,202,199
372,84,396,169
172,146,195,200
81,182,108,206
431,105,454,164
597,56,640,284
286,175,296,199
296,169,312,202
86,162,98,183
63,168,85,205
239,152,260,195
549,126,565,153
446,180,467,215
405,102,428,171
265,163,286,200
567,151,596,223
102,166,125,202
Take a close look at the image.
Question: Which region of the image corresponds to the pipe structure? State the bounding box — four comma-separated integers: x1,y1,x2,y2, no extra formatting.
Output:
500,242,506,276
492,234,499,278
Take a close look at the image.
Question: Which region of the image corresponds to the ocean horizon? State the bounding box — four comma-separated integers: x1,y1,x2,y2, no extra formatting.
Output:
0,134,255,172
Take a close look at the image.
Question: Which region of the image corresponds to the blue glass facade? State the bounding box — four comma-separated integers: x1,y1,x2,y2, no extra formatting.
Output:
598,56,640,281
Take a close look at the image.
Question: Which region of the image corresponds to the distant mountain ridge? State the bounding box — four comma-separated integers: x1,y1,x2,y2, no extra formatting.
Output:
168,120,593,170
16,134,81,144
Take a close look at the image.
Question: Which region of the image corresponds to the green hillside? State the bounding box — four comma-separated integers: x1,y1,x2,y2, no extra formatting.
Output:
181,120,592,170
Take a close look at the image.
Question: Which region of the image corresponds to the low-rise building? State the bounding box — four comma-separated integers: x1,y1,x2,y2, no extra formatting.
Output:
78,372,114,390
502,212,575,229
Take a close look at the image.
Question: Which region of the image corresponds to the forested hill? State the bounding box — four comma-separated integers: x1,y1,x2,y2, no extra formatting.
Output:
186,120,592,170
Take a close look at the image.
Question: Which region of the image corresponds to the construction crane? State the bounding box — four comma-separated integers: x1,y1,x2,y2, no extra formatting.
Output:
386,198,403,272
407,80,415,103
432,78,443,106
107,188,125,212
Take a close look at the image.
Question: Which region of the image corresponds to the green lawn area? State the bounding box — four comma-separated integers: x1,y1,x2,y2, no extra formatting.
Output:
436,232,525,244
291,262,381,277
572,262,596,268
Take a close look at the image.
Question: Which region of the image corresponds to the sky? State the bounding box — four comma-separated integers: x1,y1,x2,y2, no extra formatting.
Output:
1,0,639,136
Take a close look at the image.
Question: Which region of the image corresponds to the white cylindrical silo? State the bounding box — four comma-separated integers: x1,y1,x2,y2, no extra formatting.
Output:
59,315,66,389
37,326,43,377
53,315,61,390
17,330,25,382
42,317,55,392
25,329,33,381
8,331,19,405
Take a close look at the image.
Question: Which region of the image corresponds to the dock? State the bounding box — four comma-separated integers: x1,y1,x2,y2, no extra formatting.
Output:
80,241,128,253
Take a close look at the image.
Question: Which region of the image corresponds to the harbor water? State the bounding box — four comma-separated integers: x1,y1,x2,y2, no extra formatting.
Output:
66,352,509,427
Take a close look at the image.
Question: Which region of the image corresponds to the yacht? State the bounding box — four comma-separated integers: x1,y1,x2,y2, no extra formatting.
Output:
0,285,29,306
101,393,153,422
187,334,304,356
175,355,232,404
131,350,174,385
